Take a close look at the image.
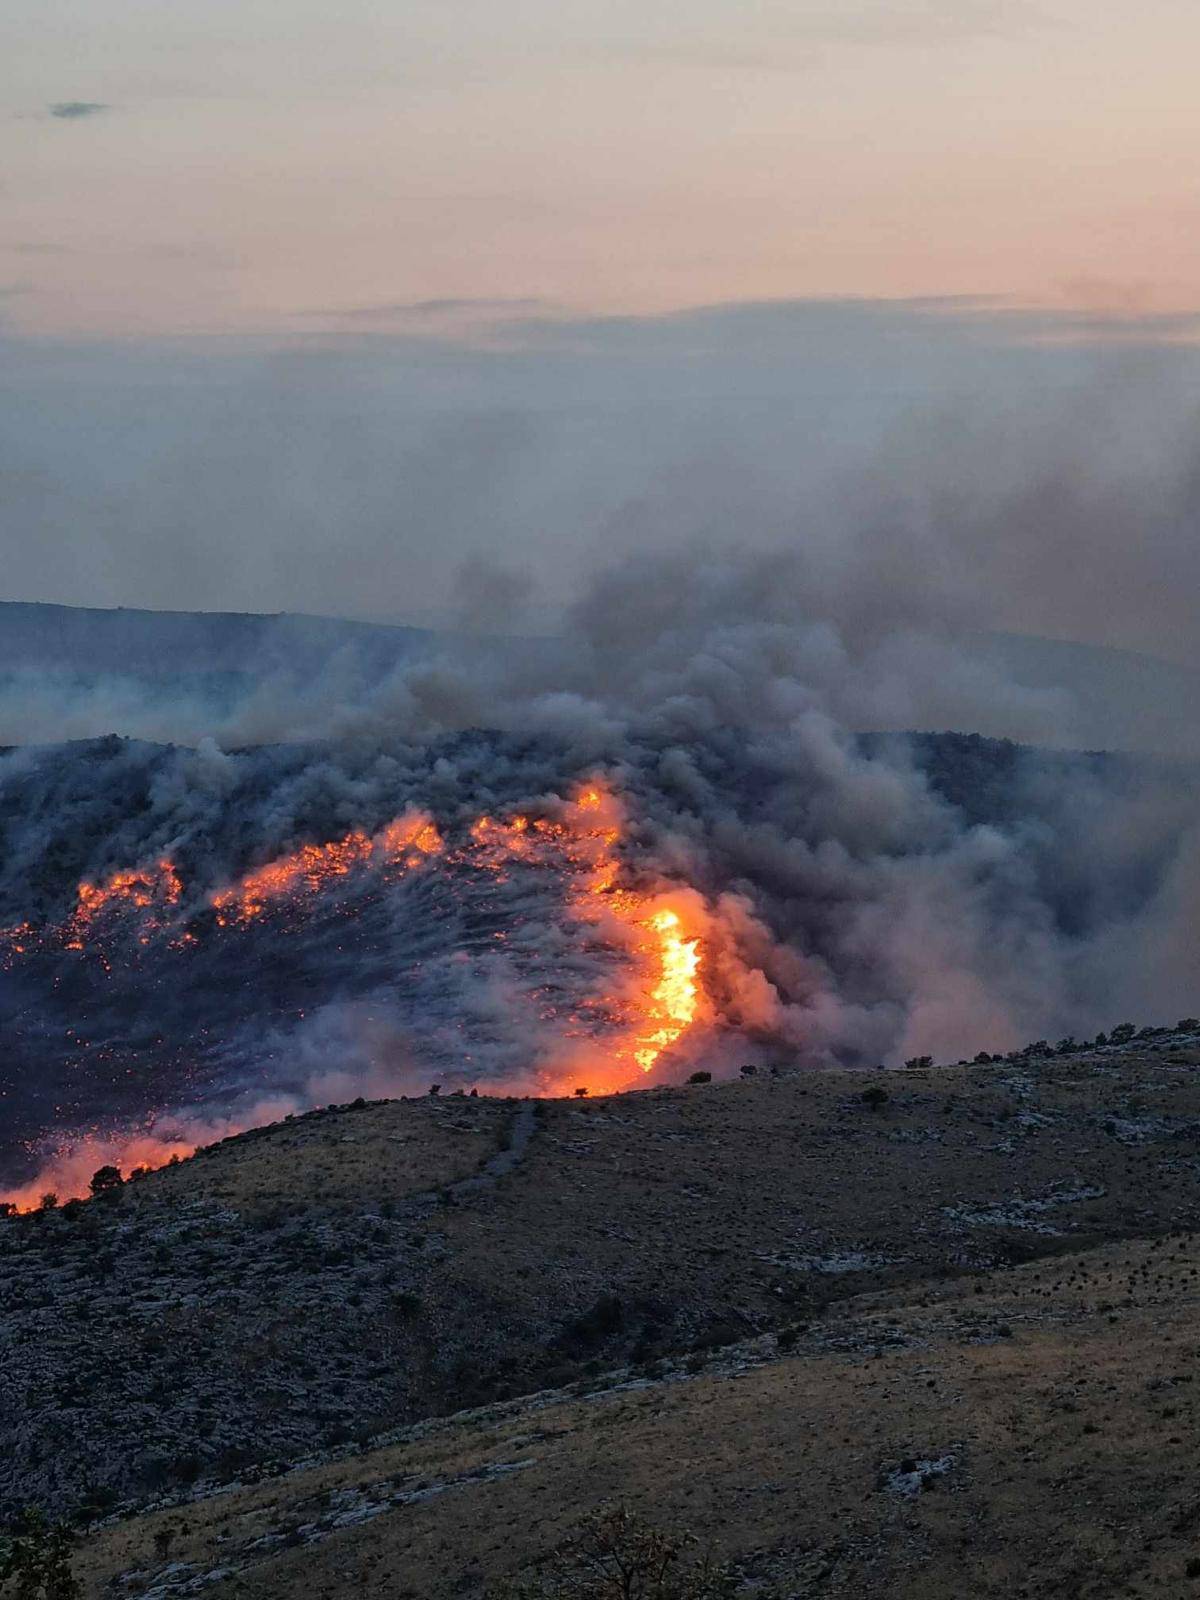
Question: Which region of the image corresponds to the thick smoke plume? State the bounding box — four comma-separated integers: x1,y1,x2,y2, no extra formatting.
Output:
0,536,1196,1205
3,327,1200,1202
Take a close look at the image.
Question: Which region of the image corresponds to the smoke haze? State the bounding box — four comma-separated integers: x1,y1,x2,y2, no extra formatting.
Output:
0,299,1197,1197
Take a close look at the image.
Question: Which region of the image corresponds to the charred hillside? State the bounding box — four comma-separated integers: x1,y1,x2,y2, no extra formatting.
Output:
3,1031,1199,1528
0,727,1195,1186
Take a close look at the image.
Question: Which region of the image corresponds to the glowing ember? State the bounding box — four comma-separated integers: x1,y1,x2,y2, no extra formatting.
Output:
464,781,705,1085
211,812,442,925
65,859,182,949
0,781,709,1209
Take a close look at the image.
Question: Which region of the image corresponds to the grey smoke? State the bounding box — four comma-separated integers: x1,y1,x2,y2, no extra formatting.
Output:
47,101,109,119
1,299,1198,1173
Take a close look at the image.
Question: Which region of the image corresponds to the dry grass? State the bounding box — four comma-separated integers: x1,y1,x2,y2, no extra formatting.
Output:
139,1094,515,1211
76,1230,1200,1598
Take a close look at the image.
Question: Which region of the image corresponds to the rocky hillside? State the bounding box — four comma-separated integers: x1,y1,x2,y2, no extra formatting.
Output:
3,1028,1200,1577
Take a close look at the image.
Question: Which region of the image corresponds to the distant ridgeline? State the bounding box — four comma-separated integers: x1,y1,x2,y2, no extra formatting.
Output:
1,602,1198,757
0,601,434,682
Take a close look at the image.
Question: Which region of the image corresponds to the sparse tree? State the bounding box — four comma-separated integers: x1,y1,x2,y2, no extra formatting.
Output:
89,1165,123,1197
0,1508,80,1599
496,1506,738,1599
860,1085,889,1112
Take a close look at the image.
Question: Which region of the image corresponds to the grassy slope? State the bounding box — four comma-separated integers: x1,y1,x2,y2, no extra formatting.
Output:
5,1039,1200,1595
79,1231,1200,1598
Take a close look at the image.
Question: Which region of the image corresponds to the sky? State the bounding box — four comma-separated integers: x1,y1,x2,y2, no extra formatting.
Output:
3,0,1200,336
1,0,1199,664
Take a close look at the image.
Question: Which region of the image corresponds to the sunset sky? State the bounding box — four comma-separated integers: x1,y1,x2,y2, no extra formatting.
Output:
4,0,1200,337
2,0,1199,656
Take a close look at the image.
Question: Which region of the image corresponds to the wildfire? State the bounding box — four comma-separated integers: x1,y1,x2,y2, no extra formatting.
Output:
211,812,443,925
635,908,701,1069
0,780,710,1209
464,780,706,1088
0,813,444,959
65,859,183,949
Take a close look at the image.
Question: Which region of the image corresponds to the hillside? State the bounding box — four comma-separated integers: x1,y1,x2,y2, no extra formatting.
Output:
2,599,1199,756
4,1028,1200,1595
0,602,433,679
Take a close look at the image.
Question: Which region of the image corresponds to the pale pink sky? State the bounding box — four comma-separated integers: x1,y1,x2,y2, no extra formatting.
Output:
3,0,1200,336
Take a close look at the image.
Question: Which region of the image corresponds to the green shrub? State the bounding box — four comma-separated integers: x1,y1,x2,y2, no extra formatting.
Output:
0,1509,80,1599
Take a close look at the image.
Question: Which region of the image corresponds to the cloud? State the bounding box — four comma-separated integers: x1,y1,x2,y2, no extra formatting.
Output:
603,0,1049,72
47,101,109,120
297,297,561,331
1,293,1199,692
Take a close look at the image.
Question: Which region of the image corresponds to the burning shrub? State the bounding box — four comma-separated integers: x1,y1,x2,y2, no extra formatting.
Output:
88,1166,123,1198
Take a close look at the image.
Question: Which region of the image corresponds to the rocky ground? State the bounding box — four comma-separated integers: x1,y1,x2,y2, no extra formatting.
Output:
3,1028,1200,1595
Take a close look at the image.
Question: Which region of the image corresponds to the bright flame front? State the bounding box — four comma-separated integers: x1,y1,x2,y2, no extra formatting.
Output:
0,779,708,1207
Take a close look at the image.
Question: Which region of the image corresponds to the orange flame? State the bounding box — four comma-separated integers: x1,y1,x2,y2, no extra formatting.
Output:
464,780,706,1089
211,812,442,926
64,859,183,949
0,782,709,1208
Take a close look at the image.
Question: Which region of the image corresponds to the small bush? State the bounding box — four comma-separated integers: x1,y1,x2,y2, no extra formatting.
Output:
563,1294,625,1351
497,1506,736,1598
860,1085,889,1111
686,1071,712,1085
392,1291,423,1321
